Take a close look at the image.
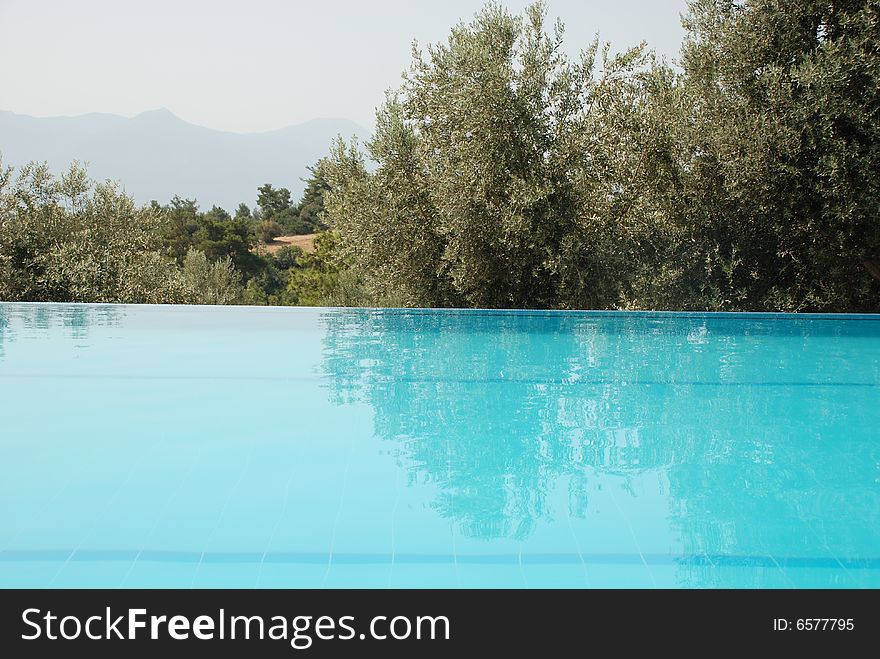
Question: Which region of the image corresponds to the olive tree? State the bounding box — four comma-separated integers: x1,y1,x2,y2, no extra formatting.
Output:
0,160,187,303
323,2,654,309
655,0,880,311
179,249,243,305
0,159,245,305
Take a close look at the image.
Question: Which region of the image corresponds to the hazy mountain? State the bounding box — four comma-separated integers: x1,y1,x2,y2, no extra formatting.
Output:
0,108,370,211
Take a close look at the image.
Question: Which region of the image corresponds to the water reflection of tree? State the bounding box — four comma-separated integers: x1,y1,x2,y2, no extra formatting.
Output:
0,307,8,360
319,309,880,581
319,310,707,539
0,303,122,360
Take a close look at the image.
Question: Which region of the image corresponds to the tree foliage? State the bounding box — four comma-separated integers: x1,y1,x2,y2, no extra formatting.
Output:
284,231,369,306
659,0,880,311
0,161,245,305
0,161,185,303
180,248,242,305
161,197,261,275
293,166,331,233
323,0,880,311
257,219,284,243
256,178,328,236
323,3,661,308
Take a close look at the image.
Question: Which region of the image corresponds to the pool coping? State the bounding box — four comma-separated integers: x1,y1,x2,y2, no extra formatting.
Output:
2,301,879,321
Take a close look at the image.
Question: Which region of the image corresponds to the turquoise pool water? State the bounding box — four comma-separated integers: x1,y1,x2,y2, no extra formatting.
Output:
0,302,878,588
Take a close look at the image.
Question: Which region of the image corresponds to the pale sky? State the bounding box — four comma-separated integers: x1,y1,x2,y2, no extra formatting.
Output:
0,0,689,133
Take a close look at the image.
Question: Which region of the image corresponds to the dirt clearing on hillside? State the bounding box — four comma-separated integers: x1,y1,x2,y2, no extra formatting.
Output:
256,234,316,255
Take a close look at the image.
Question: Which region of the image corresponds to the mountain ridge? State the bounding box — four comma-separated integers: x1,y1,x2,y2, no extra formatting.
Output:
0,108,370,210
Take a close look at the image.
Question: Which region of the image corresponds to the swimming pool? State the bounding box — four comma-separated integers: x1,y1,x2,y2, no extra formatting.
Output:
0,302,878,588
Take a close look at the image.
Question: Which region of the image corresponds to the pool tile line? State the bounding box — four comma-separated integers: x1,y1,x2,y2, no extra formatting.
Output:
2,372,879,388
321,423,357,588
190,436,256,588
257,469,298,587
119,439,208,588
3,549,878,570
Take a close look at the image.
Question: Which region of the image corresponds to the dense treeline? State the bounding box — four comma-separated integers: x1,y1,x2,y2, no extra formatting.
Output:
2,1,878,311
0,160,345,305
0,161,236,304
324,0,880,311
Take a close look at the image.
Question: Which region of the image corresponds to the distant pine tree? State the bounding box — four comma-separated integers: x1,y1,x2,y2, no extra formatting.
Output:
292,165,330,233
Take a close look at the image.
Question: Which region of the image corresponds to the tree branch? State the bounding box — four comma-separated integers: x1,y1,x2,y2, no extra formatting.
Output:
863,259,880,282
